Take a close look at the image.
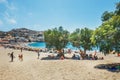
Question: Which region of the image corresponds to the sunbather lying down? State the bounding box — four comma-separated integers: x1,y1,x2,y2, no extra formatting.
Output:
48,54,55,58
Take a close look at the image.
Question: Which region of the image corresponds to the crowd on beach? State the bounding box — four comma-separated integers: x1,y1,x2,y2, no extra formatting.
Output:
0,43,104,61
71,51,104,60
44,49,104,60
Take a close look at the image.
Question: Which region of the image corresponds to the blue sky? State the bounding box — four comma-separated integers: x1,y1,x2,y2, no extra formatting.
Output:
0,0,119,32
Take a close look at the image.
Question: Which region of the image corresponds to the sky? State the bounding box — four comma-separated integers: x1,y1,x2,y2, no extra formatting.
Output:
0,0,119,32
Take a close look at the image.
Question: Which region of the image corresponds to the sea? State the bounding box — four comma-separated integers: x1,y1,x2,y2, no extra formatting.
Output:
28,42,99,52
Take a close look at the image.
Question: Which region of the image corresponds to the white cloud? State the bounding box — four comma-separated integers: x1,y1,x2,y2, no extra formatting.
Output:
7,2,17,10
4,11,17,25
0,19,3,26
0,0,7,3
0,0,8,8
8,18,17,25
0,0,17,25
0,0,16,10
4,11,10,18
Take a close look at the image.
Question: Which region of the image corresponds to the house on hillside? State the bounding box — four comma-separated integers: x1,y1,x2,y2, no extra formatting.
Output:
28,31,44,42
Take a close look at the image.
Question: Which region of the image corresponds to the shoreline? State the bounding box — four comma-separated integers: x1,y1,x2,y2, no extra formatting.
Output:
24,42,100,54
1,42,100,54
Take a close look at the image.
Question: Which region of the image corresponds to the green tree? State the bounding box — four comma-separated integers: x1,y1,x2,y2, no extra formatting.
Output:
91,1,120,55
69,28,81,49
44,26,69,57
70,28,93,54
101,11,114,22
115,2,120,15
113,2,120,53
91,22,115,55
111,16,120,53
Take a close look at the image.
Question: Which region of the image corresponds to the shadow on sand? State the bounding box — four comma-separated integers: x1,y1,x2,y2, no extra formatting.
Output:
41,57,60,60
40,56,77,60
94,63,120,72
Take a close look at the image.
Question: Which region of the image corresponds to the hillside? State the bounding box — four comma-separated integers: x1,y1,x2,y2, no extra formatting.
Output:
0,28,44,42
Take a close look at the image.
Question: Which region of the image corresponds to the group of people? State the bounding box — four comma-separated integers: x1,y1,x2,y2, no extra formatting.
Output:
8,48,42,62
72,50,104,60
8,49,23,62
8,48,104,61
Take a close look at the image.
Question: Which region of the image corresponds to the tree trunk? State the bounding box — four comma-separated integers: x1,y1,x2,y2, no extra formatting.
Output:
84,49,86,55
57,49,65,59
83,49,86,59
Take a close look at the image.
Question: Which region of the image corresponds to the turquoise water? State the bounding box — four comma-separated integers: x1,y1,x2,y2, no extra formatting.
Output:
28,42,99,51
66,42,78,50
28,42,77,49
28,42,46,48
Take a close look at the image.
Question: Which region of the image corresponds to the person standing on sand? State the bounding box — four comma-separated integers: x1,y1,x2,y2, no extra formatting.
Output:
21,47,23,52
37,50,40,59
10,52,15,62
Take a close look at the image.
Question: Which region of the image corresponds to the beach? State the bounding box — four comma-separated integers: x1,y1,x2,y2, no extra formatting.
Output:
0,47,120,80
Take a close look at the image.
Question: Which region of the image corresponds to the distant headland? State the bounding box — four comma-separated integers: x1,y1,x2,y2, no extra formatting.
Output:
0,28,44,42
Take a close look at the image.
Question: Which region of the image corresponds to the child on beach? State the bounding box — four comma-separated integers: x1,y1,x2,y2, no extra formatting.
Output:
18,53,23,61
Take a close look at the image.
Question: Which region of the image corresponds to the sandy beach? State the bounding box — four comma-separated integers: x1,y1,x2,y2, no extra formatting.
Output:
0,47,120,80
